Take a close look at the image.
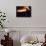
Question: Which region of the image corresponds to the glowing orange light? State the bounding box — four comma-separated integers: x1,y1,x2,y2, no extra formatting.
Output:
17,6,30,12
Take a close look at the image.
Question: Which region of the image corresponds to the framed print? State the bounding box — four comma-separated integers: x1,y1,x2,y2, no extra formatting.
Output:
16,6,32,17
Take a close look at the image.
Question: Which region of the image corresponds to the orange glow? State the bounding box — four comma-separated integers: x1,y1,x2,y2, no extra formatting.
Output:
17,6,30,12
17,8,26,12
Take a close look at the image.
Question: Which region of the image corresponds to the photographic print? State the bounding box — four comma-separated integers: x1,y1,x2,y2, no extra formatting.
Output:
16,6,32,17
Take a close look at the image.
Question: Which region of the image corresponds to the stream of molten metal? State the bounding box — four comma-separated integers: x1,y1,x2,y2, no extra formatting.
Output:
17,6,30,12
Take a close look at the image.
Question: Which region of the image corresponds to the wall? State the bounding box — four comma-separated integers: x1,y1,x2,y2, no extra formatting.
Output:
0,0,46,28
